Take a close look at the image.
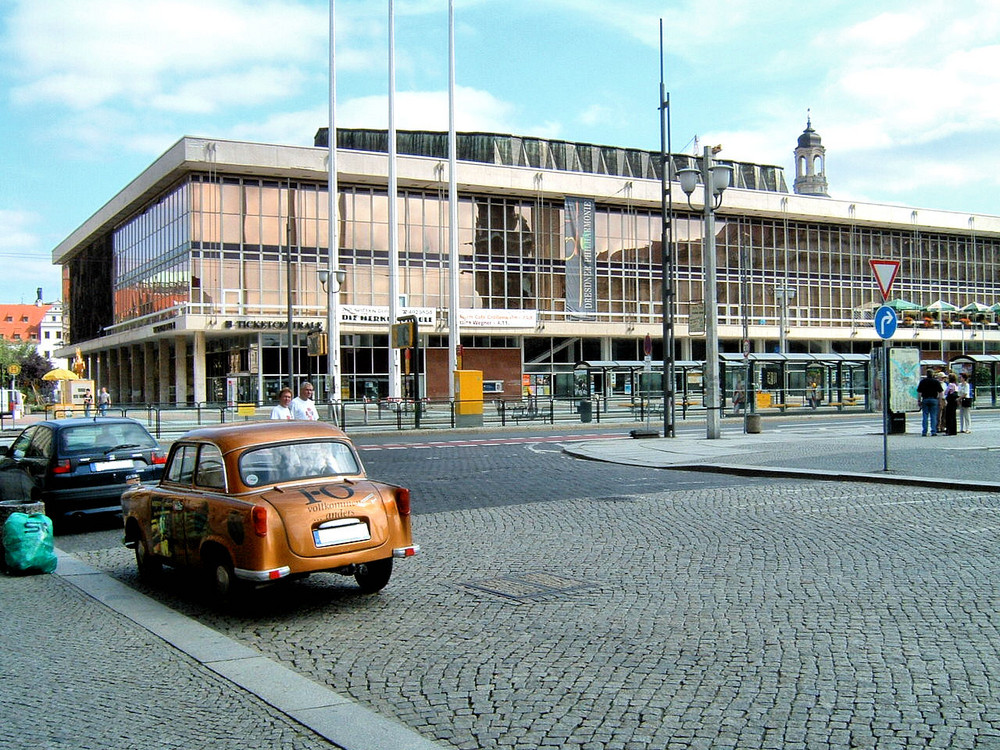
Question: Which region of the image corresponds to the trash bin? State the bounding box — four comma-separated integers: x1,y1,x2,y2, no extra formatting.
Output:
578,400,592,423
889,411,905,434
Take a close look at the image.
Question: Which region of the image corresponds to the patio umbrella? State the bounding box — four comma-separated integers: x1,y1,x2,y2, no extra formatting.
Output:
883,298,923,311
925,299,958,312
962,302,993,313
991,303,1000,314
42,367,79,381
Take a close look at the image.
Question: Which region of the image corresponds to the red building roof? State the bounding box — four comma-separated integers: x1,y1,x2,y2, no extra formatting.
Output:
0,304,50,344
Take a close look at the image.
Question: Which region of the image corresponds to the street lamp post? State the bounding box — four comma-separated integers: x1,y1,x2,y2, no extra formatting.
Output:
678,146,733,440
318,268,347,421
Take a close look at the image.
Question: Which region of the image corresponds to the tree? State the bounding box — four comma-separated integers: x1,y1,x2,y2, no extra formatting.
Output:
0,339,54,406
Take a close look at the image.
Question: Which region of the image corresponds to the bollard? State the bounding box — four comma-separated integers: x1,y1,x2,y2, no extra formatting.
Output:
746,414,762,434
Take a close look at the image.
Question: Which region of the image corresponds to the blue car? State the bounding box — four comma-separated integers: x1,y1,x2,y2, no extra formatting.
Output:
0,417,166,526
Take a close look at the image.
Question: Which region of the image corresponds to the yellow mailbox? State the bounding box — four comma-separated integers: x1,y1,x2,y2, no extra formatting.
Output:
454,370,484,427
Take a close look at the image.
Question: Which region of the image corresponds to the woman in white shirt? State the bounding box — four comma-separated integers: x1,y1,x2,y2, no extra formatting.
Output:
270,388,294,420
958,372,973,433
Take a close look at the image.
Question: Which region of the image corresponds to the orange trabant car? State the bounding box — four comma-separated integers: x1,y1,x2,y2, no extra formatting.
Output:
121,421,418,597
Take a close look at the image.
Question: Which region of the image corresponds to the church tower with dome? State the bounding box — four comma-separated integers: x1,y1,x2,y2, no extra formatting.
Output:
793,113,829,197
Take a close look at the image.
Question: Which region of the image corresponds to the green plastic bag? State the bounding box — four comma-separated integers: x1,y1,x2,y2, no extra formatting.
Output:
3,512,58,574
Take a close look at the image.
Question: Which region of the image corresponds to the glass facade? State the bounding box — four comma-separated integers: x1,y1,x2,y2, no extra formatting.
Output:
99,163,1000,405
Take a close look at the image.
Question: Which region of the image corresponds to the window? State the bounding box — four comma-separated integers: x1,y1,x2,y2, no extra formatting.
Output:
166,444,198,484
239,440,360,485
194,445,226,489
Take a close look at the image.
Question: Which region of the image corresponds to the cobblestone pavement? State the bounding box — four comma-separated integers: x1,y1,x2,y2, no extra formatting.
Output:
0,571,337,750
76,473,1000,750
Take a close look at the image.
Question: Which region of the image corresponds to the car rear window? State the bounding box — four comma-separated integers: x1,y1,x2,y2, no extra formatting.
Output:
58,423,158,456
239,440,361,487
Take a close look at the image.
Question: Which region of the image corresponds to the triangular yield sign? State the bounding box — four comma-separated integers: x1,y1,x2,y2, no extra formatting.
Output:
869,259,900,301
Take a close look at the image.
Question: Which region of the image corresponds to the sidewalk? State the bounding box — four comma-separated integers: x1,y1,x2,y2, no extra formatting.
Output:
3,411,998,749
563,412,1000,492
0,557,447,748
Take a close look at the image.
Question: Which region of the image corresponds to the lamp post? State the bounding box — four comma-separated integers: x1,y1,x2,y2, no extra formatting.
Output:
318,267,347,420
775,286,795,354
678,146,733,439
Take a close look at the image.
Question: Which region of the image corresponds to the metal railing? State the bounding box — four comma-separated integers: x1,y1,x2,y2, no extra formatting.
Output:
35,393,873,440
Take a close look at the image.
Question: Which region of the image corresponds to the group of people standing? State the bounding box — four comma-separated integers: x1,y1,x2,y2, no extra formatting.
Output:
917,369,973,437
82,387,112,417
270,382,319,421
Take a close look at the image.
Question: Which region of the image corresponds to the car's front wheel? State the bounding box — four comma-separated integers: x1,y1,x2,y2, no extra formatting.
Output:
354,557,392,593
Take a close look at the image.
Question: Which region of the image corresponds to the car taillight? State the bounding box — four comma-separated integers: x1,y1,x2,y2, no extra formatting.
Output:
52,459,72,475
251,506,268,537
396,487,411,516
151,451,167,465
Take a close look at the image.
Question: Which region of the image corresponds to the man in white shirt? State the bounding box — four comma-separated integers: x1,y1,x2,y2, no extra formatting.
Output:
290,382,319,420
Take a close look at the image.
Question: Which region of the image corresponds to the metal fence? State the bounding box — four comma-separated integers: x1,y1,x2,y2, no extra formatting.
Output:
40,393,872,440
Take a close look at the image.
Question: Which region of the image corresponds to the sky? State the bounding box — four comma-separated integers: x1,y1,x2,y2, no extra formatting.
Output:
2,0,1000,304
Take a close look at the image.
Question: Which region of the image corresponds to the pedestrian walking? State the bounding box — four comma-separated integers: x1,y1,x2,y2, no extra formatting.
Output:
958,372,973,433
97,386,111,416
944,373,959,436
290,382,319,421
807,380,820,409
270,387,294,420
917,369,943,437
82,389,93,417
936,371,948,433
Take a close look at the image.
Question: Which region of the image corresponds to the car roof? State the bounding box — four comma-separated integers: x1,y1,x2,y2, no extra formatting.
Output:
176,421,350,454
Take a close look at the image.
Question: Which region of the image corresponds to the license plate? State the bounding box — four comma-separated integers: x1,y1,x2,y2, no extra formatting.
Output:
313,520,370,547
92,459,134,471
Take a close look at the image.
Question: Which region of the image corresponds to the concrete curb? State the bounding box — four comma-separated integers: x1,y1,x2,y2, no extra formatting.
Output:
54,551,447,750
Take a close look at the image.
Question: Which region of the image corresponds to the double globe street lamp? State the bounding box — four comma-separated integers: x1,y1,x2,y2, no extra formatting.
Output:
677,146,734,440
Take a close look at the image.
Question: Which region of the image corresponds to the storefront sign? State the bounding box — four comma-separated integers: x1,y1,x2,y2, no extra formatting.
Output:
340,306,435,326
458,309,538,328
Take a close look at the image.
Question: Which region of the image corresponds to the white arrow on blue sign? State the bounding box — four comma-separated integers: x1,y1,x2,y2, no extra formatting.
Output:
874,305,898,340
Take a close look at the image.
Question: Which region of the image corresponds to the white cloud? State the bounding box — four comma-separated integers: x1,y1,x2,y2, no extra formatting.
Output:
7,0,327,110
336,87,521,133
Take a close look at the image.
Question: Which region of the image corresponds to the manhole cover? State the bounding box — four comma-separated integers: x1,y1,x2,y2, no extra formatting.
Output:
460,571,596,602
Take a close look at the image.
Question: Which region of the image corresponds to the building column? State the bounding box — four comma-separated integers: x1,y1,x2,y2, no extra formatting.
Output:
143,342,156,404
158,340,172,404
107,350,119,404
174,336,187,406
130,345,142,404
192,331,207,404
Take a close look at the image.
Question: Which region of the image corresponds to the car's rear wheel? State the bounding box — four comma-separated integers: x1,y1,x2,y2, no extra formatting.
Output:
134,536,161,581
354,557,392,593
205,550,241,601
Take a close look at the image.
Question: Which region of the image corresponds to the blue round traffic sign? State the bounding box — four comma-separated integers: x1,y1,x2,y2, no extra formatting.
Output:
874,305,898,340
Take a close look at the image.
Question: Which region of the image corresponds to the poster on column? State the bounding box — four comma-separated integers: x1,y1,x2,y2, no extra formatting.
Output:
564,196,597,318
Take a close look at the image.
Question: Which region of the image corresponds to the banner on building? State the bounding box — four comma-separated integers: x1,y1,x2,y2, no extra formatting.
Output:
564,197,597,316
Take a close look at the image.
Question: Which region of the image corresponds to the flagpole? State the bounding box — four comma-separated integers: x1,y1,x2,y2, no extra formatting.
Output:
447,0,460,399
387,0,402,398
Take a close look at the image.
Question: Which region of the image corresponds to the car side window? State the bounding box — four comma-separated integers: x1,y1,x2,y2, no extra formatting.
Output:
10,427,36,459
29,428,55,460
194,445,225,490
166,444,198,485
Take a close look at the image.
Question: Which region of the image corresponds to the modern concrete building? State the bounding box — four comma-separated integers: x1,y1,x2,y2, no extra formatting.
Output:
51,127,1000,407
